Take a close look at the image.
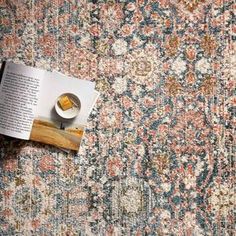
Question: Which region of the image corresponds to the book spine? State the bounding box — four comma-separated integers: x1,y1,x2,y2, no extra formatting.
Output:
0,61,6,85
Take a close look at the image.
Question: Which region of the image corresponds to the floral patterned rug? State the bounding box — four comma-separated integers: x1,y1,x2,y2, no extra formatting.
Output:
0,0,235,235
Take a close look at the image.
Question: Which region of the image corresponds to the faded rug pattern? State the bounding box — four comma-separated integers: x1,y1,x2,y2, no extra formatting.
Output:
0,0,235,235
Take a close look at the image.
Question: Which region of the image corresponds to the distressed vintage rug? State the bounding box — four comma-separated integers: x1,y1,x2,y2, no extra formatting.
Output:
0,0,235,235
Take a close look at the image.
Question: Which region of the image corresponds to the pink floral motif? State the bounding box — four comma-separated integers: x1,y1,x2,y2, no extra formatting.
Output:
98,57,123,76
186,46,197,61
120,24,135,37
62,45,98,80
38,155,55,172
99,102,122,129
3,159,17,172
2,208,13,217
159,0,170,8
3,190,13,199
89,24,102,37
100,3,124,32
31,219,40,229
107,156,123,177
38,34,57,57
0,35,21,58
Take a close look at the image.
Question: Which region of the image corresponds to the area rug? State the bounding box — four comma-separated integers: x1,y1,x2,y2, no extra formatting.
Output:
0,0,235,235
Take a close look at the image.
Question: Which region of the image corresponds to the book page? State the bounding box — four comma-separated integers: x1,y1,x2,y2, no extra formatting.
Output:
52,70,99,123
59,89,100,153
0,62,45,140
29,71,95,150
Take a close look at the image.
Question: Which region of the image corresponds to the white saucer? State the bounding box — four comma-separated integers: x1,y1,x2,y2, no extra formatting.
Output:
55,93,81,119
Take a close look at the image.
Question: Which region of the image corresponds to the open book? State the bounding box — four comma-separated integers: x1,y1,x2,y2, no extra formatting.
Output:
0,62,99,151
